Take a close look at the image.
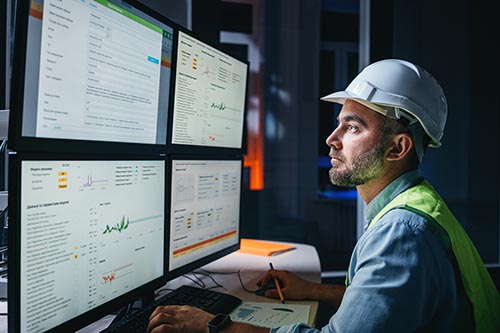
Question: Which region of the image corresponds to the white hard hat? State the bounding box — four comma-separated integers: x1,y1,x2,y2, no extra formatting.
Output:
321,59,448,148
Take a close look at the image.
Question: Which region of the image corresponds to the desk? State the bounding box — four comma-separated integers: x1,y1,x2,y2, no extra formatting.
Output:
1,241,321,332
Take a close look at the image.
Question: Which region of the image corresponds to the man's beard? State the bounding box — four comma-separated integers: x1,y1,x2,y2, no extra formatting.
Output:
329,142,386,187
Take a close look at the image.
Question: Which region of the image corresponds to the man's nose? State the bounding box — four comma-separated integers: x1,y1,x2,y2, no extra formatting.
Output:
325,128,341,149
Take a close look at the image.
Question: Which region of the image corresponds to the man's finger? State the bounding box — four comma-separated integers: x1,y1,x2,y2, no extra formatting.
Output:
147,312,175,333
265,289,280,299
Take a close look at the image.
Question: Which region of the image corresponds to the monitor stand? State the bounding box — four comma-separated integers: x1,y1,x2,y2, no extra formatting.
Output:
141,289,155,307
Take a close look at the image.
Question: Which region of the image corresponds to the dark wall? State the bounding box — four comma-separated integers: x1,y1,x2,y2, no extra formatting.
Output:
391,0,499,260
262,0,499,264
177,0,500,265
392,0,471,202
263,0,320,216
392,0,499,207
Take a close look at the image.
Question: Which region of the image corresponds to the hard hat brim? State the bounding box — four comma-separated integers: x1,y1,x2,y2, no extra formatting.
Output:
320,91,388,116
320,91,352,104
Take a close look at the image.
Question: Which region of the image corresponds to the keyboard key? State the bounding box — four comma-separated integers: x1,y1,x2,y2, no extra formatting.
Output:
102,285,242,332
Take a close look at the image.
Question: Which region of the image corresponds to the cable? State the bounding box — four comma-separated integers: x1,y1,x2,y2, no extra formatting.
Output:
236,270,261,293
199,268,240,275
190,271,209,287
191,270,225,290
155,287,174,298
197,268,260,294
181,273,206,288
154,268,262,303
108,301,134,327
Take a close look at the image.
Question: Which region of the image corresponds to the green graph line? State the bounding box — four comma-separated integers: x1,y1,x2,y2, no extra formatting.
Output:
103,216,130,234
210,102,226,110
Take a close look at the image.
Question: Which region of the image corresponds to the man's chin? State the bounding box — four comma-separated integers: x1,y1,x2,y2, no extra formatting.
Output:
329,170,353,187
330,180,353,188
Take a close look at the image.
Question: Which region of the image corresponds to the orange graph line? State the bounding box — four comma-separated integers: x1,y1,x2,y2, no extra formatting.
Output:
102,272,116,283
173,230,237,257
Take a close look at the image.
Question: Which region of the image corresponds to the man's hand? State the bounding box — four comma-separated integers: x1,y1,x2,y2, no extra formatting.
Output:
257,269,317,300
257,270,346,307
147,304,269,333
147,305,213,333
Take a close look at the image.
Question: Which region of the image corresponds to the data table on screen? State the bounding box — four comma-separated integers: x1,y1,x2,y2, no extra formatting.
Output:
169,159,241,271
19,159,165,333
171,31,248,149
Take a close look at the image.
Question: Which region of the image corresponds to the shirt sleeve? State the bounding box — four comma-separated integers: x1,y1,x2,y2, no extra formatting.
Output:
322,210,443,333
270,322,319,333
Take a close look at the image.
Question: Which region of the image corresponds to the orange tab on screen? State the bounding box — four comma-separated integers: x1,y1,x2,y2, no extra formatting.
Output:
238,239,296,256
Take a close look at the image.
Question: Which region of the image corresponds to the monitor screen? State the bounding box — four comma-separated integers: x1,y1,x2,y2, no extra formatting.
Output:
168,157,241,277
9,0,174,152
170,30,249,151
9,155,166,333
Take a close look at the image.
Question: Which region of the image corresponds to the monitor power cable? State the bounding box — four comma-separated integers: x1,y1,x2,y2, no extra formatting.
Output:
197,268,260,294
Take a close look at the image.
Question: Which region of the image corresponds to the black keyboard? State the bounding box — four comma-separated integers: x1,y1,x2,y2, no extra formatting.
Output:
102,285,242,333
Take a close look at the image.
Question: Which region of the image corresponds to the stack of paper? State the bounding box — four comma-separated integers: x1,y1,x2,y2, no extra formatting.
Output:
238,239,296,256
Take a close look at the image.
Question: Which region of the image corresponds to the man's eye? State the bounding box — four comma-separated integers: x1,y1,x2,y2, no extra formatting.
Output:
348,125,358,132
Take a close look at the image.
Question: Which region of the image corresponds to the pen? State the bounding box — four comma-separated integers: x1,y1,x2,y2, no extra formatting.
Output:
269,262,285,304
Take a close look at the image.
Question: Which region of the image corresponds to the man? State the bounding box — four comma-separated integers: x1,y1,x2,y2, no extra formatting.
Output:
147,59,500,333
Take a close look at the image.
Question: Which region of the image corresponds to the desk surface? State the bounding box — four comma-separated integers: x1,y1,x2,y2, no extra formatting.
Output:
2,241,321,332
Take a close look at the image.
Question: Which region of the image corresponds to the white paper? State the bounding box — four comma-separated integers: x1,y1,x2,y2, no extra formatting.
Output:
230,301,310,328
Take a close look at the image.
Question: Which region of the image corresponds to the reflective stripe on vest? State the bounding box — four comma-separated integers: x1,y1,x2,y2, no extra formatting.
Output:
365,180,500,333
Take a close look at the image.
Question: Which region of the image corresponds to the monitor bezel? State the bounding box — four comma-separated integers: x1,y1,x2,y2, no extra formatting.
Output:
8,0,178,155
167,25,250,155
165,153,243,283
8,151,168,333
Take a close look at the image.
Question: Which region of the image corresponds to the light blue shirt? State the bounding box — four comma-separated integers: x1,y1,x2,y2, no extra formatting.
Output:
271,170,473,333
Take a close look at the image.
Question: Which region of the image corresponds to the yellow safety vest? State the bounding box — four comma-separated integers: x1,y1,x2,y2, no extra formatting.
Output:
366,180,500,333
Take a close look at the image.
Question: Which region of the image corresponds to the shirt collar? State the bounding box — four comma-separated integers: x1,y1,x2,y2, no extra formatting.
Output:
364,169,424,230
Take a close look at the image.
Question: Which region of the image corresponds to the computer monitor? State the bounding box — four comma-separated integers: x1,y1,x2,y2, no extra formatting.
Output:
8,153,166,333
169,29,249,153
166,155,242,280
8,0,175,154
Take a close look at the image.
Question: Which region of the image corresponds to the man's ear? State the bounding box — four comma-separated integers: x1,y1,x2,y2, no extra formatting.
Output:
386,133,414,161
